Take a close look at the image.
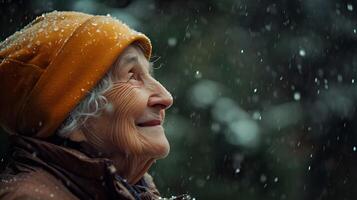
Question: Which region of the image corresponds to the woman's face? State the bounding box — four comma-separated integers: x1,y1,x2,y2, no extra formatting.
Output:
83,45,173,159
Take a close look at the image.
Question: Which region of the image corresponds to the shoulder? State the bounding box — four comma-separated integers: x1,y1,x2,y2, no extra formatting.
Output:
0,169,78,200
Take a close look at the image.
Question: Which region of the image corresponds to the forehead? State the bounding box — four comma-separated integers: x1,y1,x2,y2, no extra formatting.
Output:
112,45,152,73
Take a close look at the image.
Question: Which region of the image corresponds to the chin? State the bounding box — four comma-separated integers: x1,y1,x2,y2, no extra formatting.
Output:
144,135,170,159
136,126,170,158
155,139,170,159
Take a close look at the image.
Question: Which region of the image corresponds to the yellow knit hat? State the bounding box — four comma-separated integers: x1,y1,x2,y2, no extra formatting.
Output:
0,11,152,138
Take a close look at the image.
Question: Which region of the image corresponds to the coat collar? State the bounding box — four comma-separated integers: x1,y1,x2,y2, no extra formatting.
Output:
9,135,161,200
10,134,111,180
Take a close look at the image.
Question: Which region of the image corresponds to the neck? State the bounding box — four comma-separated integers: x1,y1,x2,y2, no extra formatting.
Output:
64,129,156,184
112,154,155,184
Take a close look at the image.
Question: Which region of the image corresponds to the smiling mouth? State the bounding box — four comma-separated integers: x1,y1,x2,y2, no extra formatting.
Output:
136,120,162,127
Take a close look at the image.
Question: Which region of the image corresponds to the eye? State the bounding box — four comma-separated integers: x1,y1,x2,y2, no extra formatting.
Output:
126,70,142,85
123,67,145,86
128,72,136,80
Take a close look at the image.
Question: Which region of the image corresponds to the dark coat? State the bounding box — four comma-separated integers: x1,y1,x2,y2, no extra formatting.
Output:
0,135,161,200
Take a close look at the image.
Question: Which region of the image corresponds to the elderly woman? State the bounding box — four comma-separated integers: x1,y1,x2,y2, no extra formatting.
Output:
0,11,174,200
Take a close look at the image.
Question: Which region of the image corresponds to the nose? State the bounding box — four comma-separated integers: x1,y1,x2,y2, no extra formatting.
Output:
148,79,173,110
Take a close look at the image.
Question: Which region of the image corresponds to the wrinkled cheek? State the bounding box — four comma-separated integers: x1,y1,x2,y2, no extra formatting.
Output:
105,84,149,155
107,84,147,118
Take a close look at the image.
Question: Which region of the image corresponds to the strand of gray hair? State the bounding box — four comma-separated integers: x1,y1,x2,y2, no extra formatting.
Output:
57,72,113,138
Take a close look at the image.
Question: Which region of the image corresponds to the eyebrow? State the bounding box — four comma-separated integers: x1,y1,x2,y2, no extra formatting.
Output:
121,55,154,75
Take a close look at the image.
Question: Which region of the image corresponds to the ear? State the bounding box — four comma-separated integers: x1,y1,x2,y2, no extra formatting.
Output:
68,129,87,142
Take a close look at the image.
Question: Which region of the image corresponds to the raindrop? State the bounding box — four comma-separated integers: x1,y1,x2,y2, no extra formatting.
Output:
211,123,221,132
260,174,267,182
352,79,355,84
354,29,357,34
252,111,262,120
337,74,343,82
265,24,272,31
194,70,202,79
299,49,306,57
240,49,244,54
293,92,301,101
324,79,329,89
253,88,258,93
347,3,354,11
308,166,311,171
185,31,191,39
274,177,279,182
235,168,241,174
108,165,117,174
353,146,356,152
168,37,177,47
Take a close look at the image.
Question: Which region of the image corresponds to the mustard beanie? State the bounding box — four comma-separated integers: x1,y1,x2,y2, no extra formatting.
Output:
0,11,152,138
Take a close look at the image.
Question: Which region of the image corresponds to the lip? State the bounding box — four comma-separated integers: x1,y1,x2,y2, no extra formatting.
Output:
136,119,162,127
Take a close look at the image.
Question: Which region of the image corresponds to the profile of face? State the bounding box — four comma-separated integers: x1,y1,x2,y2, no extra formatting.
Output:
81,45,173,161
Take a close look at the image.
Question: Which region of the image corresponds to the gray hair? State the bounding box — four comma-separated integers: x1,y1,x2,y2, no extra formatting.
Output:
56,72,114,138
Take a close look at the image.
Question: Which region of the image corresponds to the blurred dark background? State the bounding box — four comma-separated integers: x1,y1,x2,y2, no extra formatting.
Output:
1,0,357,199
